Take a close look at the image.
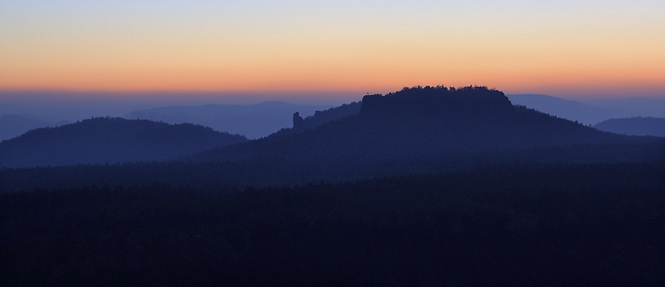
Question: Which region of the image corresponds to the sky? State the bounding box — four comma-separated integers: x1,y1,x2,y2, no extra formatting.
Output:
1,0,665,103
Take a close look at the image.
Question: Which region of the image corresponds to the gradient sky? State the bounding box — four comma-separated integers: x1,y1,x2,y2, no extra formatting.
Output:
1,0,664,101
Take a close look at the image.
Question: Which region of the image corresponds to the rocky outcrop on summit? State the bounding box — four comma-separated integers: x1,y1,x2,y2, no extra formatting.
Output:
292,112,305,131
360,85,513,118
275,102,361,136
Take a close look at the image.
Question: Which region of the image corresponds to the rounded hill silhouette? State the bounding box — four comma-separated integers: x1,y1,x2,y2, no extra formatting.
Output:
0,117,247,168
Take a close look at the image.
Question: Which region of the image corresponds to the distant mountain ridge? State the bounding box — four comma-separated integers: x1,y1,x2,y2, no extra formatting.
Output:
506,94,665,125
0,117,248,168
586,98,665,119
5,94,663,142
0,114,49,141
594,117,665,137
2,87,663,192
124,101,334,139
506,94,612,125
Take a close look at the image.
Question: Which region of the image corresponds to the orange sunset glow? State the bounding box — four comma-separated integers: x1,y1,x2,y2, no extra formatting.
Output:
1,0,664,100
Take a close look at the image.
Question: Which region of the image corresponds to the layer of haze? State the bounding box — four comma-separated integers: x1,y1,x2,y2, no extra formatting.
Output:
1,0,665,102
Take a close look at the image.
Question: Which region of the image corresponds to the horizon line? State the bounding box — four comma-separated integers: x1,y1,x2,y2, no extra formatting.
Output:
2,87,665,102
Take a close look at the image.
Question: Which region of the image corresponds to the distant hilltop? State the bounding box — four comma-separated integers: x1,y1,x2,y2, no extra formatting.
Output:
284,86,513,134
0,117,248,168
594,117,665,137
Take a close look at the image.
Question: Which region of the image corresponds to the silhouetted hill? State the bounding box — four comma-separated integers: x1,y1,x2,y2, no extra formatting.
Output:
594,117,665,137
124,101,333,139
0,117,247,168
195,86,632,164
506,94,612,125
0,114,49,141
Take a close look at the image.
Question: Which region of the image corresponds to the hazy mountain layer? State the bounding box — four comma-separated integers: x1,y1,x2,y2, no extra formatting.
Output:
6,94,663,142
506,94,665,125
594,117,665,137
124,101,333,139
586,97,665,119
0,114,49,141
0,117,247,168
506,94,612,125
2,87,663,192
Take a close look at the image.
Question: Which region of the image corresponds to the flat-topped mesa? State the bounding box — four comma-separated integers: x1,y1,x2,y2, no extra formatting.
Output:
360,85,514,119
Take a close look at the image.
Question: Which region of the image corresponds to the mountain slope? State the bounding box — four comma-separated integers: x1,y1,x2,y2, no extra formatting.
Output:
0,117,248,168
594,117,665,137
506,94,612,125
274,101,361,136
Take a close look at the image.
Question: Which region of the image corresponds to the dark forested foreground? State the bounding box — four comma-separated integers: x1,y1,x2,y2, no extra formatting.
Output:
2,162,664,286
